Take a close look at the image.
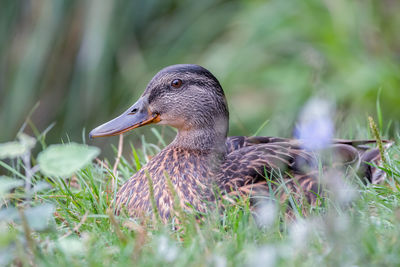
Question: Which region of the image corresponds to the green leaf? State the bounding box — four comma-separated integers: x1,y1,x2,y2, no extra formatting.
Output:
24,204,55,231
58,237,85,256
17,133,36,150
0,176,24,197
0,205,54,231
0,134,36,159
0,246,15,266
37,143,100,177
0,141,27,159
0,207,19,222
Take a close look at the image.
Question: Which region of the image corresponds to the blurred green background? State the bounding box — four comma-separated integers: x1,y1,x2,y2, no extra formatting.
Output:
1,0,399,151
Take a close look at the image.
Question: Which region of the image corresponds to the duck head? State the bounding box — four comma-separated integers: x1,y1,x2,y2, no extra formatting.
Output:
89,64,229,149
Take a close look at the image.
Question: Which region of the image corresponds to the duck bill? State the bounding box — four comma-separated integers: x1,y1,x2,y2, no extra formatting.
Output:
89,96,160,138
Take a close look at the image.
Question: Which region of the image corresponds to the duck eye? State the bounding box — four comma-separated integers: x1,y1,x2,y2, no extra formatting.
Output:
171,79,183,88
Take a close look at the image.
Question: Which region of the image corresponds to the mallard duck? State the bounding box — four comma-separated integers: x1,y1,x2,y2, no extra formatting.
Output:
90,64,389,221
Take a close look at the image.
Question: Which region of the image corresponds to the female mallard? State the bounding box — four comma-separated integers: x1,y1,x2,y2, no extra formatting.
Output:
90,64,388,220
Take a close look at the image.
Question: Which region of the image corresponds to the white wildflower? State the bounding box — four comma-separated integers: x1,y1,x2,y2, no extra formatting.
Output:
295,97,335,151
289,219,310,248
246,246,277,267
254,200,277,228
156,235,179,263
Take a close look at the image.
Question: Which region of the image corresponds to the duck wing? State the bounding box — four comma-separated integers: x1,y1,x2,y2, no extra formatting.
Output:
221,139,320,203
222,137,391,203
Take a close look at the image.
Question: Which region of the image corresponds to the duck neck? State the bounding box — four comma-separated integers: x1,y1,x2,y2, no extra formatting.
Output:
170,123,228,154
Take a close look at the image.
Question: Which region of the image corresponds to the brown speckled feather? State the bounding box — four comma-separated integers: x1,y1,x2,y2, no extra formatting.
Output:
221,137,391,205
115,146,218,220
115,136,390,220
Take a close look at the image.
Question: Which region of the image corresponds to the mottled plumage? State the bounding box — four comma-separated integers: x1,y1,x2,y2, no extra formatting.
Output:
90,64,390,221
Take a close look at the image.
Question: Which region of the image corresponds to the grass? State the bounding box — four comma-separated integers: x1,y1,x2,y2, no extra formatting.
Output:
1,126,400,267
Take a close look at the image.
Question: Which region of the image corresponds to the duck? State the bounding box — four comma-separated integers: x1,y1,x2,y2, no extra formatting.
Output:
89,64,389,221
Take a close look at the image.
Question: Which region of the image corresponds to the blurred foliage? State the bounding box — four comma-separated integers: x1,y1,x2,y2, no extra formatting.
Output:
1,0,399,147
